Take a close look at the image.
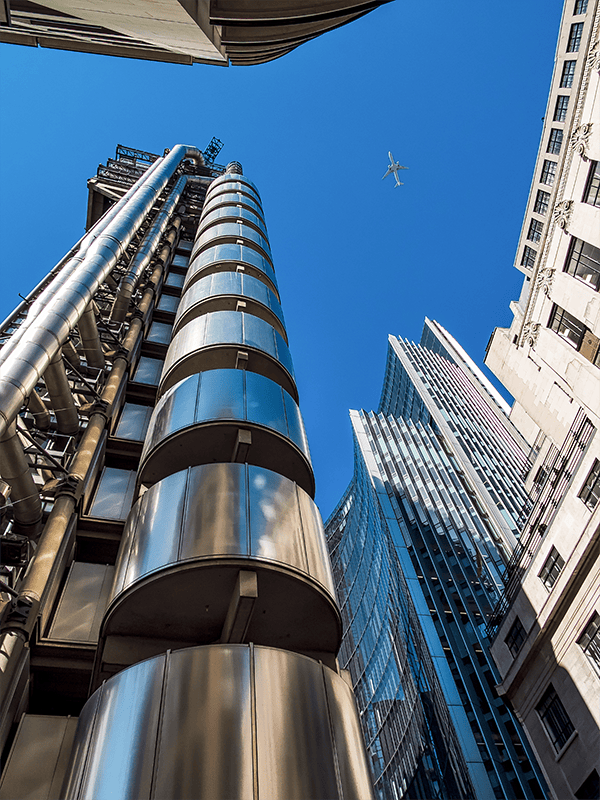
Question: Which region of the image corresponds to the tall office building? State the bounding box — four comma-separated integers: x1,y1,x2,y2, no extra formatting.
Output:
485,1,600,797
326,319,549,799
0,143,374,798
0,1,392,66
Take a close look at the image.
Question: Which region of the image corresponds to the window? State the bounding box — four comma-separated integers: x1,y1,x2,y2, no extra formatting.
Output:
521,246,537,268
560,60,577,88
575,770,600,800
567,21,584,51
578,612,600,676
574,0,588,14
541,159,557,186
146,321,173,344
554,95,569,122
548,304,586,348
583,161,600,208
505,617,527,656
547,128,564,155
88,467,136,520
536,685,575,751
579,459,600,510
157,294,180,313
539,547,565,590
527,219,544,243
133,356,163,385
114,403,153,441
564,237,600,290
534,189,550,215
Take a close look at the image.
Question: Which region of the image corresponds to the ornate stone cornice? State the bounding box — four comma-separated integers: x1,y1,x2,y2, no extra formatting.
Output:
589,38,600,75
535,268,555,297
570,122,593,160
553,199,574,230
523,322,541,347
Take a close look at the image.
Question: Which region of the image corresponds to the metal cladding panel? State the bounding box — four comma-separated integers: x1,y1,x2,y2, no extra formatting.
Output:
152,646,253,800
0,716,78,800
194,222,272,260
63,656,165,800
61,646,375,800
198,206,267,237
109,463,335,604
186,243,277,292
202,191,265,219
48,562,114,643
173,272,284,335
253,646,339,800
139,370,311,485
205,175,262,202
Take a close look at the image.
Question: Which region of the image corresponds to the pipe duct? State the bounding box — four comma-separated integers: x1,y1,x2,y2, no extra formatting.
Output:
0,145,204,439
0,422,42,534
44,352,79,435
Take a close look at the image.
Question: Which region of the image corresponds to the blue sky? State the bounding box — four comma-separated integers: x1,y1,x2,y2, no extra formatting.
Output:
0,1,563,515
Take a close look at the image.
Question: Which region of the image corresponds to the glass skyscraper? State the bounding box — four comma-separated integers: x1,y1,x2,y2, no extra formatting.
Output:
326,319,548,799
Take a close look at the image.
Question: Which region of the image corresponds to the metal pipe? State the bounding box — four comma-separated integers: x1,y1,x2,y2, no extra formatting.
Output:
109,175,196,322
27,390,51,430
61,339,81,368
0,145,203,440
78,302,105,368
44,353,79,435
0,156,166,360
0,421,42,534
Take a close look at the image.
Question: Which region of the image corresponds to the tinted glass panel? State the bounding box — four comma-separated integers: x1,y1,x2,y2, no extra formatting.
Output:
89,467,136,520
115,403,153,441
134,356,163,385
246,372,286,435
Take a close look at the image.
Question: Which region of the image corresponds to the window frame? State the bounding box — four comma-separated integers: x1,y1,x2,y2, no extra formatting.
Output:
521,246,537,269
582,161,600,208
574,0,588,15
567,21,584,52
563,237,600,291
577,612,600,677
579,459,600,510
527,218,544,243
560,60,576,88
553,95,569,122
547,128,564,155
538,546,565,591
536,685,575,752
548,303,586,349
505,617,527,657
534,189,550,215
540,159,557,186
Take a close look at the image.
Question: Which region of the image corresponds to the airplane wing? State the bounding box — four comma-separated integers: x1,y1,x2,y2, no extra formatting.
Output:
382,167,392,180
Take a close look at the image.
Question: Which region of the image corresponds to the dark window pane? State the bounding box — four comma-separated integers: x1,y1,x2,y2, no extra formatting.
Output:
560,60,576,88
579,459,600,510
554,95,569,122
574,0,588,14
505,618,527,656
564,237,600,290
547,128,564,155
527,219,544,243
567,21,584,51
548,304,586,348
541,160,557,185
583,161,600,207
521,246,537,268
538,547,565,590
536,685,575,751
534,190,550,215
577,613,600,677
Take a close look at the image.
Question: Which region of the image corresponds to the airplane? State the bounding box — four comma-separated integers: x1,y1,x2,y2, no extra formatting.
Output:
382,151,408,187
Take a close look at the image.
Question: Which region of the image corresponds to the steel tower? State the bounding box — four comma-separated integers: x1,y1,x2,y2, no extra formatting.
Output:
0,144,373,799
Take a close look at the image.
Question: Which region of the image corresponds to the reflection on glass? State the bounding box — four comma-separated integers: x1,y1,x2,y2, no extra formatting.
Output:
115,403,153,441
89,468,136,520
133,357,163,385
147,321,172,344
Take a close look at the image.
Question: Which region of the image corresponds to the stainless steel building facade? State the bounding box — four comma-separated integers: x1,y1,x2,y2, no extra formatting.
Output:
326,320,549,799
0,144,373,799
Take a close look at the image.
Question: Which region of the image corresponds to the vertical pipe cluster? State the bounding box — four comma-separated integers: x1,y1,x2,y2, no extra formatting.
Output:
62,165,374,799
